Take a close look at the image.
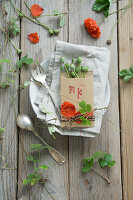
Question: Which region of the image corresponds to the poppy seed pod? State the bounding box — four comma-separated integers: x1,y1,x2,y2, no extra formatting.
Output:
49,29,54,36
81,66,88,72
70,64,75,71
60,56,66,64
65,63,70,68
77,57,82,64
71,71,76,78
75,67,81,73
60,65,64,71
53,29,59,35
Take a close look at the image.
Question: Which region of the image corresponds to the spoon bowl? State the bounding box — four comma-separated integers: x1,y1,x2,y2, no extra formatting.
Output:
17,114,65,165
17,114,35,131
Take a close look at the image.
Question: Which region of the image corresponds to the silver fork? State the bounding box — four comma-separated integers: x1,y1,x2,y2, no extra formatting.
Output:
32,64,60,118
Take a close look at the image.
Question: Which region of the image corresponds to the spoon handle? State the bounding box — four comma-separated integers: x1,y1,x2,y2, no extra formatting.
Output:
33,130,65,165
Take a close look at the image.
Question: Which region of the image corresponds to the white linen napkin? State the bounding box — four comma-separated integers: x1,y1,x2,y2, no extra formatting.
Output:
34,41,110,137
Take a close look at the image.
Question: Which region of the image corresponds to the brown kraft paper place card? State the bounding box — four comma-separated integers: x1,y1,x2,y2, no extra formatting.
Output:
60,71,94,128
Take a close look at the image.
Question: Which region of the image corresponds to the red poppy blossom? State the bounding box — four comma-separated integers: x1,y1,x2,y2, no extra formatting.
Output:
31,4,44,17
84,18,101,39
61,102,76,118
28,32,39,43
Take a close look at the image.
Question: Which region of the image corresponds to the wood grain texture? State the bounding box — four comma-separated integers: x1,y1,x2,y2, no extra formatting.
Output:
68,0,122,199
18,0,69,199
118,0,133,199
0,1,20,199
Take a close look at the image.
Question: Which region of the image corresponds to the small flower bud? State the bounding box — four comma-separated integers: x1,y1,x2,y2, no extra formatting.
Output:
53,29,59,35
49,29,54,36
65,63,70,68
18,13,23,19
70,64,75,71
17,49,22,54
60,56,66,64
77,57,82,64
75,67,81,73
60,65,64,71
71,71,75,77
81,66,88,72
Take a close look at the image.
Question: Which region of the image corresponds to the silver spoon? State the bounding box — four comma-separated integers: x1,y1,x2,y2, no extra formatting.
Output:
17,114,65,165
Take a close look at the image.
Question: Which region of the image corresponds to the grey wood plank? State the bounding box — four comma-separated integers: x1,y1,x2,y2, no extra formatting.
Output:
118,0,133,199
18,0,69,199
0,1,20,199
68,0,122,199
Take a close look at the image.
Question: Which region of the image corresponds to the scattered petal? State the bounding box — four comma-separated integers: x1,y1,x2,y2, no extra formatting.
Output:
31,4,44,17
28,32,39,43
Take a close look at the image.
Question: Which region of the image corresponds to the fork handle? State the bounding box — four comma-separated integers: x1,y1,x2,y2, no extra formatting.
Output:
42,82,61,118
33,130,65,165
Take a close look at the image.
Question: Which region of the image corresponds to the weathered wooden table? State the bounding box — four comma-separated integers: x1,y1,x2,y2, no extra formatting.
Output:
0,0,133,199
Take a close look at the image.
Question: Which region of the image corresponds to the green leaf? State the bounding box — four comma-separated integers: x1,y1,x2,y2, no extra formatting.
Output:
23,179,31,185
107,160,116,167
104,153,112,163
26,155,38,162
27,174,35,179
130,65,133,73
0,82,10,89
0,58,10,64
23,81,30,88
30,178,40,185
92,151,104,159
23,58,33,65
79,101,86,108
92,0,111,17
79,108,86,114
82,158,93,172
98,158,107,168
16,55,33,68
0,127,5,133
7,17,20,38
86,104,92,112
80,117,92,126
119,69,132,77
123,75,132,82
103,5,109,17
59,15,65,28
39,165,48,169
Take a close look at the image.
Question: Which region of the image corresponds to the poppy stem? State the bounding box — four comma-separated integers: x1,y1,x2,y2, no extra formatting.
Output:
9,0,51,31
92,167,111,184
0,25,21,54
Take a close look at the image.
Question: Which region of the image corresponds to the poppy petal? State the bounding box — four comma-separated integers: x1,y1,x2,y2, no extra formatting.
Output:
28,32,39,43
31,4,44,17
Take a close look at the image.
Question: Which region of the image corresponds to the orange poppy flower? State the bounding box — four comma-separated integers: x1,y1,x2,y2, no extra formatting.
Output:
61,102,76,118
84,18,101,39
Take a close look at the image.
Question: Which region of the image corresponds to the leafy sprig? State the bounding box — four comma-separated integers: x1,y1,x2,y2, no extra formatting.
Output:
119,65,133,82
82,151,116,183
79,101,92,126
92,0,113,17
16,55,33,68
5,17,20,38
